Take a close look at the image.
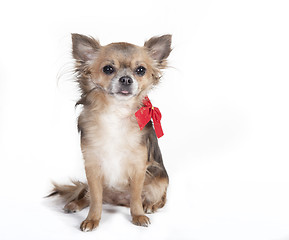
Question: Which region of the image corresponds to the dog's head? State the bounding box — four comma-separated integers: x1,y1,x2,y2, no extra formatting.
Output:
72,34,172,102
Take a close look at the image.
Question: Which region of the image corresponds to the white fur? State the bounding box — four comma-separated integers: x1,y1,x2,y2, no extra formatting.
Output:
84,99,143,190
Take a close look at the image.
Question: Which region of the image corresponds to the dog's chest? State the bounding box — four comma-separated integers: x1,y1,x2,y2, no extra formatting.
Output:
93,107,142,188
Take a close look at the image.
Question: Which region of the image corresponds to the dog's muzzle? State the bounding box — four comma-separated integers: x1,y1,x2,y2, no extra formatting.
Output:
118,76,133,95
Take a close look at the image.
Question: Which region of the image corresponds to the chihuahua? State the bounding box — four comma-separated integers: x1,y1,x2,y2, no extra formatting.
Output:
49,33,172,231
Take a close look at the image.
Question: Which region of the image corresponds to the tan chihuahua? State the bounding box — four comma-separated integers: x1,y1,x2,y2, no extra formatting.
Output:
49,33,171,231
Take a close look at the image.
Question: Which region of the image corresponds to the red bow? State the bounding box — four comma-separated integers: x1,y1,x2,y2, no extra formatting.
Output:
135,96,164,138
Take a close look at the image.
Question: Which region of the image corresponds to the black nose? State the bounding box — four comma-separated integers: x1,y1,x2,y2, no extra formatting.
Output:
119,76,133,86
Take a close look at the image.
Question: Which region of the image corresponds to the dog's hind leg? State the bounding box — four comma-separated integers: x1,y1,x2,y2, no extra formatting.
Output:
142,177,168,214
64,195,90,213
48,180,90,213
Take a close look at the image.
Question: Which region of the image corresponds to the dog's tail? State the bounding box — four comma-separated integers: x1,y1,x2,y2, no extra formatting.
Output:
46,180,88,203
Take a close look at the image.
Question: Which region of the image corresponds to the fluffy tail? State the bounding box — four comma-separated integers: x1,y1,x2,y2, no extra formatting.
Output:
47,180,88,204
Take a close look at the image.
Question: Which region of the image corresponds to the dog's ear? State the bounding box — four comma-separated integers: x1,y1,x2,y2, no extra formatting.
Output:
71,33,100,62
144,35,172,62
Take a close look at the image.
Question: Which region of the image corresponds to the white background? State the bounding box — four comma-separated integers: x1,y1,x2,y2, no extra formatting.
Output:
0,0,289,239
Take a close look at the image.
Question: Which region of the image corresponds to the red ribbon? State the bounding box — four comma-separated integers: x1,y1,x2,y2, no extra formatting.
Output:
135,96,164,138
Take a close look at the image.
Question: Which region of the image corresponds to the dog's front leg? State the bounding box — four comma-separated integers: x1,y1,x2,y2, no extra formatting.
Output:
130,168,150,227
80,165,103,232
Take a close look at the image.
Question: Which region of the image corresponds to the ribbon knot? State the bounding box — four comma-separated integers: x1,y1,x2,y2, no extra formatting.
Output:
135,96,164,138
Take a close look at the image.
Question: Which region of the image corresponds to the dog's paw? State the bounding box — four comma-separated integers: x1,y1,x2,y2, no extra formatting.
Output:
80,219,100,232
64,202,79,213
143,204,157,214
143,197,166,214
132,215,151,227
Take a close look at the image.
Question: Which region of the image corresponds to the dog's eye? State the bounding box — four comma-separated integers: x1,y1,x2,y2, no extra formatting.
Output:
103,65,115,75
135,66,146,76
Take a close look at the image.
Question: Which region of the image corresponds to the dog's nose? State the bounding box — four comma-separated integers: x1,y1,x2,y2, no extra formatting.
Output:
119,76,133,86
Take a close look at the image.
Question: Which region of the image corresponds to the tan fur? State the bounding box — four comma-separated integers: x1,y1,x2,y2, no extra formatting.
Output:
49,34,172,231
64,197,89,213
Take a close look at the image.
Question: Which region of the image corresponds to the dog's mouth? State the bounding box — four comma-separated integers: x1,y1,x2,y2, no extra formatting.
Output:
117,90,132,96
